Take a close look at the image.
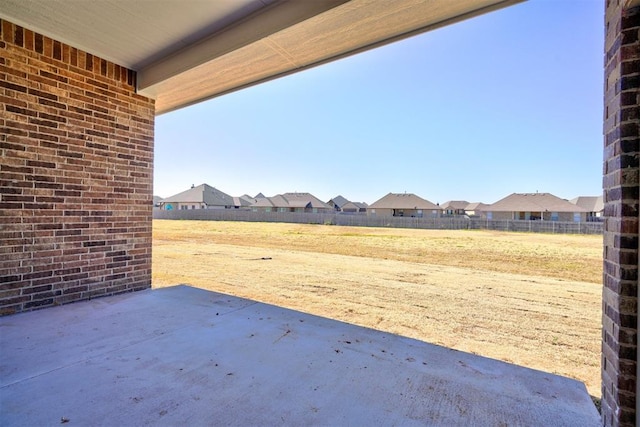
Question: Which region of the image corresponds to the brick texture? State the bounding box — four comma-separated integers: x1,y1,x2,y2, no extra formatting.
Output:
0,19,155,315
602,1,640,426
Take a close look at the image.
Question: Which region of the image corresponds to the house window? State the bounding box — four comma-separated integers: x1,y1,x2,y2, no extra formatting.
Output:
551,212,559,221
417,209,423,218
573,213,581,222
487,212,492,220
180,205,187,210
192,205,196,209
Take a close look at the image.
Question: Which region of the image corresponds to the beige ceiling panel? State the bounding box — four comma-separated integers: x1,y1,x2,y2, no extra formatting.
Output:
152,0,521,114
0,0,273,69
149,40,296,111
269,0,506,65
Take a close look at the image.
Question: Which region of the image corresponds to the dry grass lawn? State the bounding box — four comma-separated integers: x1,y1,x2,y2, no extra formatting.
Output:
152,220,603,397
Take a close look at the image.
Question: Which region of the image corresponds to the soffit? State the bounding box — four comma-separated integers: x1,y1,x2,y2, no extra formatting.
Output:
0,0,278,69
0,0,522,115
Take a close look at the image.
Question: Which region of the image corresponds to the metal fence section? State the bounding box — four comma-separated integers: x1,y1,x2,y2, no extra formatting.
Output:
153,209,603,234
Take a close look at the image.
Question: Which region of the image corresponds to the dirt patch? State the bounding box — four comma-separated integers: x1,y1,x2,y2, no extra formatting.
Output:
153,220,602,396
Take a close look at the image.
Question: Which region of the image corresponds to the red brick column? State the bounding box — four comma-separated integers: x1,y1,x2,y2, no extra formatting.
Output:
602,1,639,425
0,20,155,314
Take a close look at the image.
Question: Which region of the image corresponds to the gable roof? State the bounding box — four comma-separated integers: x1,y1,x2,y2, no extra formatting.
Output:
487,193,589,213
441,200,470,210
251,197,275,208
466,202,489,211
341,201,368,211
570,196,604,212
233,196,253,207
161,184,234,206
281,193,332,209
369,193,440,210
251,192,332,210
328,195,350,208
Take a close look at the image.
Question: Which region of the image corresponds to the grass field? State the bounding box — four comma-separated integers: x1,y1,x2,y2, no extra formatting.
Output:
152,219,603,397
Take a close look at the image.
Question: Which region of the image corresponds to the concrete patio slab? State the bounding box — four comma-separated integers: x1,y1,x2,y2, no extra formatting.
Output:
1,285,600,426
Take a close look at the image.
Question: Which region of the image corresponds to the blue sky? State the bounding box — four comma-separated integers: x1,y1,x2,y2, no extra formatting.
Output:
154,0,604,205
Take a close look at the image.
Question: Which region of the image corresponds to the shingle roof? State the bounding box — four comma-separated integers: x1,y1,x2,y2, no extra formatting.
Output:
281,193,332,209
251,192,332,209
233,196,253,207
341,201,368,210
369,193,440,210
161,184,234,207
569,196,604,212
441,200,470,210
466,202,489,211
488,193,588,212
328,195,349,208
251,197,274,208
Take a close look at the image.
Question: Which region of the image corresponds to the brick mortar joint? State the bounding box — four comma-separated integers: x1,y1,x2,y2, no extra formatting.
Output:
1,18,137,91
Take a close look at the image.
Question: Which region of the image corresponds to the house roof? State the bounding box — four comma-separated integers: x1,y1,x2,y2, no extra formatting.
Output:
281,193,332,209
569,196,604,212
161,184,234,206
233,197,253,207
369,193,440,210
251,197,275,208
466,202,489,211
0,1,521,114
341,202,367,211
441,200,470,210
252,193,332,210
328,196,350,208
487,193,589,213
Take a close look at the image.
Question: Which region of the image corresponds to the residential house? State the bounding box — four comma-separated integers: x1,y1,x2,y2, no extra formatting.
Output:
569,196,604,222
160,184,234,210
367,193,442,218
327,196,350,212
153,196,163,210
484,193,588,222
251,192,333,213
232,196,253,210
341,201,368,214
328,195,368,214
465,202,489,217
441,200,470,216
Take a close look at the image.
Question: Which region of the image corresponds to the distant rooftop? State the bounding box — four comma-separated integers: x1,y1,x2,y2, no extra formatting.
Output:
369,193,440,210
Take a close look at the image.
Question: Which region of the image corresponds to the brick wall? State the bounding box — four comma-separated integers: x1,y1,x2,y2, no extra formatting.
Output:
0,20,155,315
601,1,639,426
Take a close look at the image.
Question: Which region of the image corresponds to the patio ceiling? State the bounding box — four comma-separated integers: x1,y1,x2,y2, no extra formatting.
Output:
0,0,522,114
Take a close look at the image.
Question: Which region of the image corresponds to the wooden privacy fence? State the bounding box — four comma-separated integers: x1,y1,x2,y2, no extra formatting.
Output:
153,209,603,235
